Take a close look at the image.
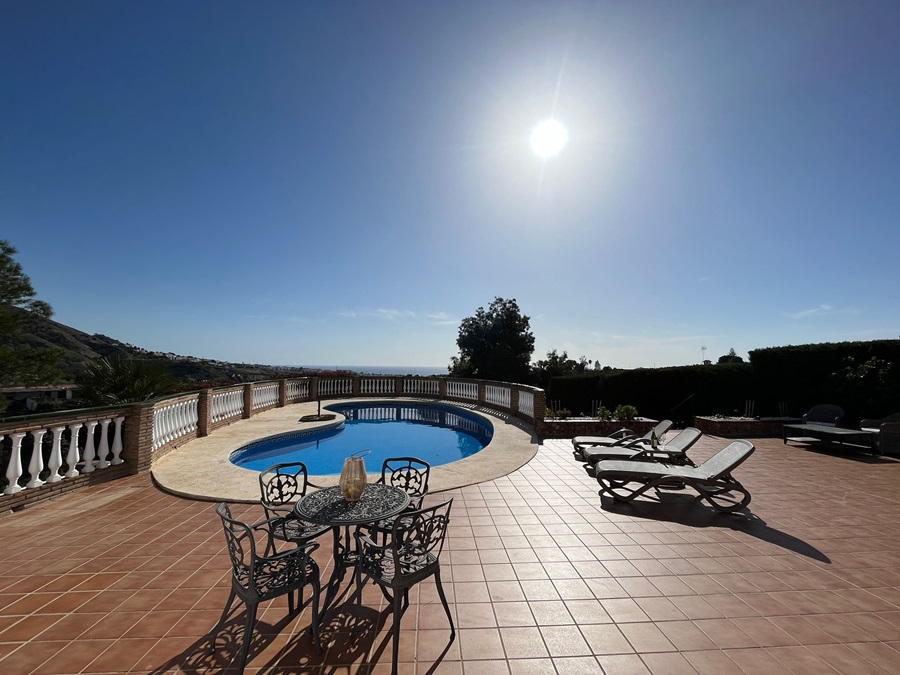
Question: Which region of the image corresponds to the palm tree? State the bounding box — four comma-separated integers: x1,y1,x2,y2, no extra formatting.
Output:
76,355,178,406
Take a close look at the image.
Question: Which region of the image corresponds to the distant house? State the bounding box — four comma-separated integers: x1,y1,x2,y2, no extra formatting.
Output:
0,384,78,411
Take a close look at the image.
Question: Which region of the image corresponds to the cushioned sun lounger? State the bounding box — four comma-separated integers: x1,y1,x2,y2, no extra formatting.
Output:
595,440,755,513
572,419,673,460
582,427,702,474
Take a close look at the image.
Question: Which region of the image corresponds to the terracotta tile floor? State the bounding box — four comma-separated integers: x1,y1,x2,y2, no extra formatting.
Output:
2,435,900,674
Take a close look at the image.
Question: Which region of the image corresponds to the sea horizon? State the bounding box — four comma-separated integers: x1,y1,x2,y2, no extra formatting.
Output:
292,365,447,377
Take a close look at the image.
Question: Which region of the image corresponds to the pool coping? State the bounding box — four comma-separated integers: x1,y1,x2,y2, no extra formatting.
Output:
150,398,540,502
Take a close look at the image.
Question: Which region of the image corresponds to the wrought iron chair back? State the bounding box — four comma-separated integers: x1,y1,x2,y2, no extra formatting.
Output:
258,462,330,553
212,503,322,674
379,456,430,509
355,498,454,675
259,461,315,509
390,499,450,584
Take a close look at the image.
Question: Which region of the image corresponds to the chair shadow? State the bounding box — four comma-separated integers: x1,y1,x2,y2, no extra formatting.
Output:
145,610,297,674
600,492,831,564
145,593,455,674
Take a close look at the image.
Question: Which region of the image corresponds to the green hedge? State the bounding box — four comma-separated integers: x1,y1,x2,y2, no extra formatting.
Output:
548,339,900,426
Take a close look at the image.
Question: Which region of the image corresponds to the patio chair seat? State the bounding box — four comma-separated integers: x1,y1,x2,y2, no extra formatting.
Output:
583,427,702,474
595,440,755,513
572,419,673,459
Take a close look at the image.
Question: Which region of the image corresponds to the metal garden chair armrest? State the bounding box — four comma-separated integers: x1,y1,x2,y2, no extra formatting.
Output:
259,538,320,565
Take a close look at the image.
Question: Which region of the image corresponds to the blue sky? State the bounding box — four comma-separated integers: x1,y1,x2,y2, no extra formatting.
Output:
3,1,899,370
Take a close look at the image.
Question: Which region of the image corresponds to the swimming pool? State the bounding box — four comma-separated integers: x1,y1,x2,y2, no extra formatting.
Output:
230,401,493,474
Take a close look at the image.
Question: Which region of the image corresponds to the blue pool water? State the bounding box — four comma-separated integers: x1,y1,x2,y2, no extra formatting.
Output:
230,402,493,474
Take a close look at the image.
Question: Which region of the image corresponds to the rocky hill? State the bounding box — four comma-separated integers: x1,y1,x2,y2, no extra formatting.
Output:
18,313,290,384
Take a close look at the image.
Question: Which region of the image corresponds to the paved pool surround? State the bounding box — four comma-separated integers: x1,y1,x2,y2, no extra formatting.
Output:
151,398,539,502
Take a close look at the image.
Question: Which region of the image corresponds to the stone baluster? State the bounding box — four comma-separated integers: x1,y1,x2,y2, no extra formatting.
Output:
97,419,112,469
26,429,47,489
46,425,67,483
65,423,83,478
111,417,125,465
81,420,98,473
3,432,26,494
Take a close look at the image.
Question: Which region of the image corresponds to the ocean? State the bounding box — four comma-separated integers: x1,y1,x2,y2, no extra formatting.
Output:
295,365,447,377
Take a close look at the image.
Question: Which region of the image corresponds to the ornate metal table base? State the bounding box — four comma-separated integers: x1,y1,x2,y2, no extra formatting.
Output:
295,484,410,615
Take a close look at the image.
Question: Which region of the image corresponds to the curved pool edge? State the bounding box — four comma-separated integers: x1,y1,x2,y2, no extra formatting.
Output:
150,398,539,503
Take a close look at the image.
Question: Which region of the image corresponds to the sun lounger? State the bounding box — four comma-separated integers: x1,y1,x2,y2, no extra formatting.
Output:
595,440,755,513
582,427,702,474
572,419,673,460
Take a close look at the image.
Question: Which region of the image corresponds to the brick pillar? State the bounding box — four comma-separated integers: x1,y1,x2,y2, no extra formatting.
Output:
198,389,211,436
352,376,361,397
533,389,547,436
439,379,447,399
510,387,520,416
309,377,319,402
124,402,156,474
243,384,254,419
278,379,287,407
394,376,403,397
478,381,486,405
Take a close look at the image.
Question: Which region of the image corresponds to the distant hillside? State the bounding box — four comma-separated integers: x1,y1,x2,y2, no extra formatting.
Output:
18,313,289,384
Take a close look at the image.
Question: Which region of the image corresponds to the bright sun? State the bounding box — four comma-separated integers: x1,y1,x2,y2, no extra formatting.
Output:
529,119,568,158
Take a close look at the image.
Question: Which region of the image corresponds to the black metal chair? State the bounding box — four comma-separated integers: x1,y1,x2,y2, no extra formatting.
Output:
258,462,331,554
212,503,322,675
360,457,431,544
354,499,454,675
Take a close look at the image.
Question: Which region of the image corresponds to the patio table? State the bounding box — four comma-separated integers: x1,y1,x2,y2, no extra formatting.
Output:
782,423,877,454
295,483,410,614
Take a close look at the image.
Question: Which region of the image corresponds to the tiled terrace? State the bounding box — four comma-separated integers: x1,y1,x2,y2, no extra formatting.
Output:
2,434,900,674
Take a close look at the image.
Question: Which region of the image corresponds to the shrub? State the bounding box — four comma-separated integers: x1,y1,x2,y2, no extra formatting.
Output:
614,404,638,422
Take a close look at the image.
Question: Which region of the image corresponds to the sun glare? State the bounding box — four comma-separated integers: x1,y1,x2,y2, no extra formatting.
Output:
529,119,568,159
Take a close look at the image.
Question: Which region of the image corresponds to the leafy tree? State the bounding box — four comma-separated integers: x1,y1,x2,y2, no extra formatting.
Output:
717,348,744,364
0,240,63,397
448,297,535,383
532,350,593,388
76,355,178,406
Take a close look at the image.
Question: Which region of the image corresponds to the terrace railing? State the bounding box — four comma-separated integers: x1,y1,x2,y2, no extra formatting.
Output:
1,376,544,512
152,396,198,452
1,408,130,506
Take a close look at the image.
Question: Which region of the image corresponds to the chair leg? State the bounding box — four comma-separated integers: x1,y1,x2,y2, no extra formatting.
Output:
236,602,258,675
209,588,238,650
310,576,322,653
435,569,455,638
391,590,403,675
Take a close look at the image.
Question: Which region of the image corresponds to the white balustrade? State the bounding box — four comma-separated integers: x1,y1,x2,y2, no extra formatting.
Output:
253,383,279,410
318,378,351,397
81,421,98,473
286,379,309,401
485,385,511,410
360,378,394,395
152,398,198,452
519,390,535,419
65,423,83,478
46,425,66,483
212,389,244,423
25,429,47,489
403,379,440,396
97,419,112,469
446,381,479,401
111,417,125,465
4,432,26,494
